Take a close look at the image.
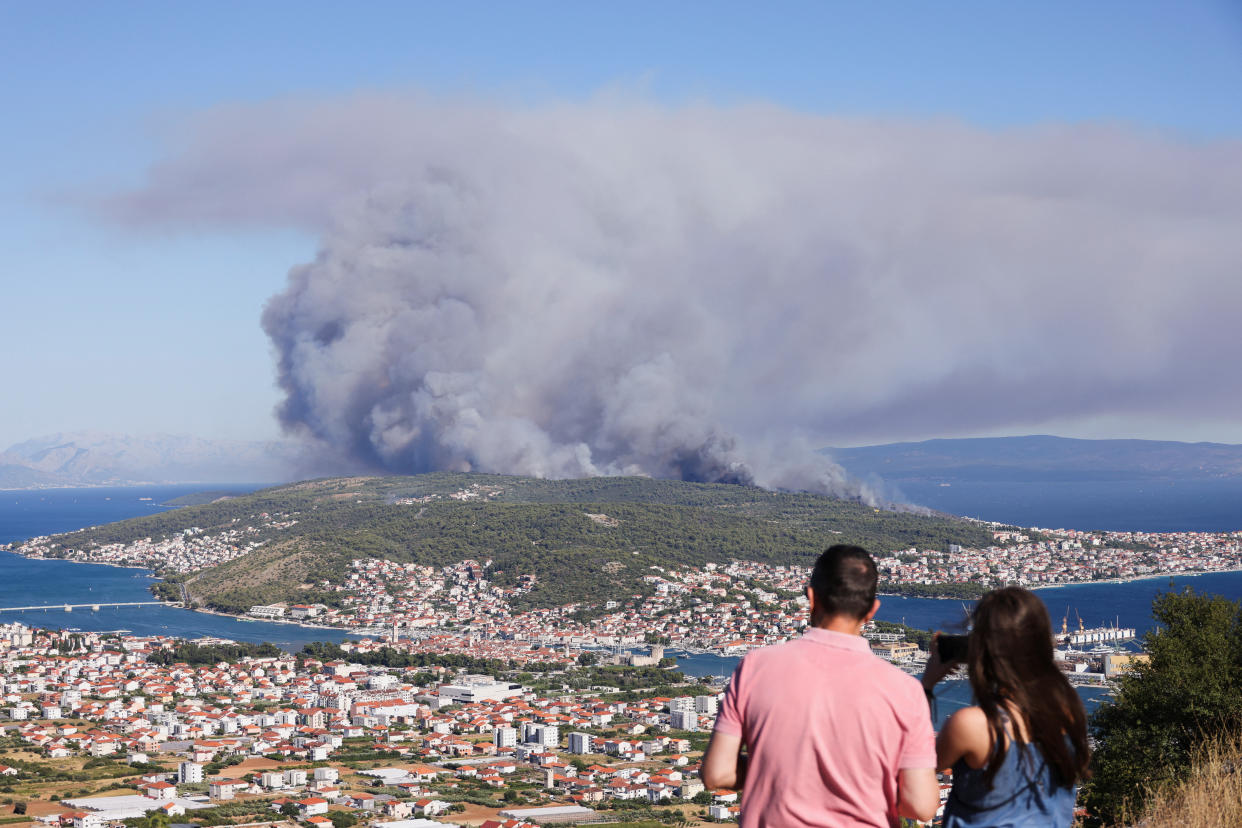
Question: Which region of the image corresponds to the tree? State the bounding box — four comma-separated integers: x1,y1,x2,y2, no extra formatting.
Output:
124,812,169,828
280,802,301,819
576,652,598,667
325,810,357,828
1085,588,1242,824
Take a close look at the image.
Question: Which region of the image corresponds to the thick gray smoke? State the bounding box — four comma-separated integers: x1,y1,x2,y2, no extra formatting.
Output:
257,167,870,497
103,96,1242,498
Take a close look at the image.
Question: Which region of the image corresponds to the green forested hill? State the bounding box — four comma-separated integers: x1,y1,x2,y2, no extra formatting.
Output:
23,474,995,611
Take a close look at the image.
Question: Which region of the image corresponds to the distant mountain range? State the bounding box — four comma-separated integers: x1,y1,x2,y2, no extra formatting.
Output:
827,435,1242,483
0,432,302,489
6,431,1239,491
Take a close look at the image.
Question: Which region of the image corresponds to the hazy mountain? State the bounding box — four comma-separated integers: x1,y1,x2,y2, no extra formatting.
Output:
827,435,1242,483
0,431,302,488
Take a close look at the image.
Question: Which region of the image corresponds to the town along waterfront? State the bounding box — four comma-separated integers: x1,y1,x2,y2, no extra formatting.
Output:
3,486,1241,659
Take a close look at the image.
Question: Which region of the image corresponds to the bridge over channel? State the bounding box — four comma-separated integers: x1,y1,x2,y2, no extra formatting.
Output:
0,601,173,612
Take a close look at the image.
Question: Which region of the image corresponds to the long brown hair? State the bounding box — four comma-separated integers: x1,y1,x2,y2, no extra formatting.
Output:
967,586,1091,788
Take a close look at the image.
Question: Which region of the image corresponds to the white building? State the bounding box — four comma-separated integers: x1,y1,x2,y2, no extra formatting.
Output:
670,710,698,731
437,676,525,706
499,805,598,823
695,695,719,716
522,723,558,748
297,797,328,817
668,697,696,715
368,674,399,690
567,732,592,755
178,762,203,784
493,726,517,749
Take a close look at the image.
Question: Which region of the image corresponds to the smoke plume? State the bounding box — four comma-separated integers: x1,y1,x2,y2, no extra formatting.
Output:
102,96,1242,499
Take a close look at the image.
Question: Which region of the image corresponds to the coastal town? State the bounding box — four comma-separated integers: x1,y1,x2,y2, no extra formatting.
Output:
0,488,1215,827
1,515,1158,828
0,617,929,828
0,526,1163,828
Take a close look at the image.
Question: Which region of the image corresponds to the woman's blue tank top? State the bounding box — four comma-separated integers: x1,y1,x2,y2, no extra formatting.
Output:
942,738,1077,828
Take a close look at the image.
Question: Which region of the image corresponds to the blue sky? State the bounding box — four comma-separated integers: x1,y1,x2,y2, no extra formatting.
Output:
3,1,1241,450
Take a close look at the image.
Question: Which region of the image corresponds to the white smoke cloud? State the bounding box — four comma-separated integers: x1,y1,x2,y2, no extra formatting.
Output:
100,95,1242,498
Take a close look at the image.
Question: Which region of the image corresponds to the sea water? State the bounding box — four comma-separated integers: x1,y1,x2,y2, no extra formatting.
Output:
896,478,1242,533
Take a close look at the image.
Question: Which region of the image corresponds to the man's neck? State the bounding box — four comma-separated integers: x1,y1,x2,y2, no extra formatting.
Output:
815,615,866,636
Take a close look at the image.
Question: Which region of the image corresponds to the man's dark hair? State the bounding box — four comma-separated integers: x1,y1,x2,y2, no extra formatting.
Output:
809,544,878,620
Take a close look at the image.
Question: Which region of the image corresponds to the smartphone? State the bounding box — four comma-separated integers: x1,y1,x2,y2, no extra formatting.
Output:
937,634,970,663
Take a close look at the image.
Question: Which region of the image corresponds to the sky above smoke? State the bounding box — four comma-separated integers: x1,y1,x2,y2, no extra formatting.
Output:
100,95,1242,495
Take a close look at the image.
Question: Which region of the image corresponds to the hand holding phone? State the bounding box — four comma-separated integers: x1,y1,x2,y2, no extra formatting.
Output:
936,634,969,664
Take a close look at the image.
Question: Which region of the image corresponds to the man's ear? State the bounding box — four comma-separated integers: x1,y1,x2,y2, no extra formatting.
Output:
863,598,881,622
805,585,817,616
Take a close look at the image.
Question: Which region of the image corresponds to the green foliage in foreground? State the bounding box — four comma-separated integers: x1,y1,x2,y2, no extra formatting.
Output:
1085,588,1242,825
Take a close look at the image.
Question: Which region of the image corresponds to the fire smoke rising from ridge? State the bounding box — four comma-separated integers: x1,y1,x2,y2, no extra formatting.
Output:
103,97,1242,498
258,168,872,498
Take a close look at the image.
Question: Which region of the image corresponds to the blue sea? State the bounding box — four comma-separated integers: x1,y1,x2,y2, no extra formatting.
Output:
896,478,1242,533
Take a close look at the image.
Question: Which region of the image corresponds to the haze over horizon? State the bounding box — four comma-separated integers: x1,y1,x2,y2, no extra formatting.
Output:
5,2,1241,490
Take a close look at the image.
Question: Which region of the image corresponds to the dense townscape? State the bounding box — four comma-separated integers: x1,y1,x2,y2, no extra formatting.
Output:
0,618,944,828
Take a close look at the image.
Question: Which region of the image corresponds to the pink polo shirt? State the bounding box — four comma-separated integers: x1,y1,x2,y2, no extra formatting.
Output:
713,627,936,828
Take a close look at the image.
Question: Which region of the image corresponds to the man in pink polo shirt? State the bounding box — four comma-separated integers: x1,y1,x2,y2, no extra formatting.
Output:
701,545,938,827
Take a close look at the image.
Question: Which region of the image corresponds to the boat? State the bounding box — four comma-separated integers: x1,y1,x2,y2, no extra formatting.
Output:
1057,608,1136,648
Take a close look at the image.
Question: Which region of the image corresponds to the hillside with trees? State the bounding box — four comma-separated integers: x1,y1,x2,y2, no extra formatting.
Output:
15,473,996,612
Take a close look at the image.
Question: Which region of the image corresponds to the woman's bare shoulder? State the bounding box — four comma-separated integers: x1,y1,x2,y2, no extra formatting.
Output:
946,705,988,731
938,706,992,770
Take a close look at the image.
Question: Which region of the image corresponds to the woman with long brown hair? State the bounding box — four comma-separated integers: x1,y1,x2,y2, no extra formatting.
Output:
921,586,1091,826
